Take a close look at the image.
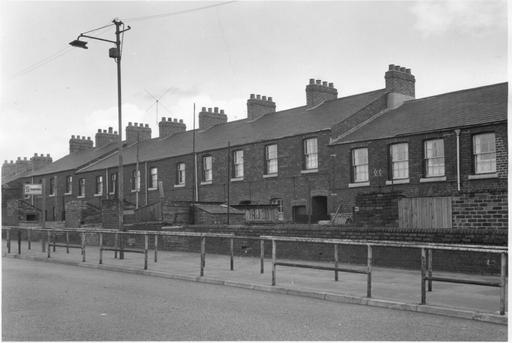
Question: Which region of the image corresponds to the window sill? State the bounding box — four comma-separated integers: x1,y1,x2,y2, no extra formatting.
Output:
301,169,318,174
420,176,446,183
174,184,185,188
263,173,278,179
385,178,410,185
131,189,138,193
64,192,72,196
348,181,370,188
148,187,157,191
231,177,244,182
49,194,55,197
77,195,85,199
109,192,115,195
468,173,498,180
200,181,212,186
94,193,103,197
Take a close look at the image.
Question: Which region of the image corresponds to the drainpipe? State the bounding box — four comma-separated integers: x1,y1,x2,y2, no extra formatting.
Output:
454,129,461,191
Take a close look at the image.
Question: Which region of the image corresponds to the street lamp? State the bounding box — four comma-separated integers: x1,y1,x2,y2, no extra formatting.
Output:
70,19,131,259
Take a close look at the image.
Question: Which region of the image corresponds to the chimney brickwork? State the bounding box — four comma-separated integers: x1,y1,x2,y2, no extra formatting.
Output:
385,64,415,108
247,94,276,120
95,127,118,147
198,107,227,130
306,79,338,108
126,122,152,144
69,135,93,154
159,117,186,138
2,153,52,180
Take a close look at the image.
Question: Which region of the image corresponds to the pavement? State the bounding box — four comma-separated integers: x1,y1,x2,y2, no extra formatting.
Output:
3,238,508,325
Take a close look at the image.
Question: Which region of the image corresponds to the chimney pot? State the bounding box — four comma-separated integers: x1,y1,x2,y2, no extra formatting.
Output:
103,129,107,133
173,118,177,122
81,136,85,140
214,107,219,113
328,82,334,88
262,96,267,101
87,136,91,140
208,107,212,113
10,160,13,163
389,64,395,70
179,119,183,123
399,67,406,72
220,109,225,114
322,81,327,87
268,97,273,102
161,117,165,121
405,68,411,74
309,78,315,85
114,131,118,134
145,124,149,128
47,154,50,157
98,129,102,133
256,95,261,100
316,79,321,85
24,157,27,160
128,122,132,126
71,135,75,139
108,127,113,133
250,94,255,99
202,107,206,112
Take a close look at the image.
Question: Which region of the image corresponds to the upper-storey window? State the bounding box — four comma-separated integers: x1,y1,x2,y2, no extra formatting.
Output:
176,162,186,185
390,143,409,180
110,173,117,194
131,169,140,191
78,178,86,197
352,148,369,182
65,175,72,194
424,139,445,177
95,175,103,195
149,167,158,189
473,133,496,174
202,156,212,182
303,138,318,170
49,176,56,195
233,150,244,178
265,144,278,175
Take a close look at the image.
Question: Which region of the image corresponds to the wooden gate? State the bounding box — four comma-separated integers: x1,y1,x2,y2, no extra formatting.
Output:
398,197,452,229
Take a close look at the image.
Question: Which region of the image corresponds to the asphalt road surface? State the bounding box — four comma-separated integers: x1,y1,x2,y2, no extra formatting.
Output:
2,258,507,341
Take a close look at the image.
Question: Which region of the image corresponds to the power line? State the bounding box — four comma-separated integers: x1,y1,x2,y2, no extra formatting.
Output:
123,1,237,22
10,47,73,79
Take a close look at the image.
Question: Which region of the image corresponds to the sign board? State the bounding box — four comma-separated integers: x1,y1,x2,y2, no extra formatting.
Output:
24,184,42,195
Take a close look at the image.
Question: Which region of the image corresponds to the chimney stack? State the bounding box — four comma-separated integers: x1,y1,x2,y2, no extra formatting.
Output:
385,64,415,109
126,122,152,143
306,78,338,108
95,126,119,147
247,94,276,120
198,107,227,130
69,135,94,154
30,153,53,171
159,117,186,138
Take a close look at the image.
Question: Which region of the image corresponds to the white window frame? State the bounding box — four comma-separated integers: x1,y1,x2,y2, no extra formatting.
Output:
95,175,103,196
149,167,158,190
49,176,56,196
176,162,186,186
265,144,278,175
352,148,369,183
109,173,117,195
233,150,244,179
473,133,496,174
65,175,72,195
202,156,212,183
424,139,445,177
390,143,409,180
78,178,86,198
303,138,318,170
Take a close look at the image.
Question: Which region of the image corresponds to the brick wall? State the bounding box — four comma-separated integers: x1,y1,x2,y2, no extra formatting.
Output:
331,95,387,138
452,191,507,229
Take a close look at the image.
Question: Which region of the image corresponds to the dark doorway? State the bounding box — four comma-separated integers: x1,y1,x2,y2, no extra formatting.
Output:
292,205,308,224
311,196,329,223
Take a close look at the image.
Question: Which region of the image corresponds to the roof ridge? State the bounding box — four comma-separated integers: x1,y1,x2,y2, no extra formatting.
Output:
405,82,507,105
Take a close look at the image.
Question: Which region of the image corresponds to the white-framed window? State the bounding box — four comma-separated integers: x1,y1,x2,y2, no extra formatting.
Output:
78,178,86,197
303,138,318,170
233,150,244,178
49,176,56,195
265,144,278,175
424,139,445,177
65,175,72,194
149,167,158,189
473,133,496,174
176,162,186,185
352,148,369,182
95,175,103,195
110,173,117,194
202,156,212,182
390,143,409,180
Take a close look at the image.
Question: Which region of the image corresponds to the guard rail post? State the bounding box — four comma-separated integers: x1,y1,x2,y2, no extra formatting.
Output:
66,232,70,254
27,229,31,250
260,239,264,274
367,245,372,298
99,232,103,264
17,229,22,255
271,239,276,286
427,249,433,292
6,228,11,253
52,231,56,252
230,237,234,271
500,252,507,315
420,248,427,305
200,236,206,276
334,243,339,282
81,232,86,262
47,230,51,258
114,233,118,259
154,234,158,263
144,234,149,270
41,230,46,253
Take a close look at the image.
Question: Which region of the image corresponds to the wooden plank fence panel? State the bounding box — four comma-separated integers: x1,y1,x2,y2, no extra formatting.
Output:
399,197,452,229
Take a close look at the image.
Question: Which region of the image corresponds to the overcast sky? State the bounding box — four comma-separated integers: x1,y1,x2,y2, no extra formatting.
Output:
0,0,508,163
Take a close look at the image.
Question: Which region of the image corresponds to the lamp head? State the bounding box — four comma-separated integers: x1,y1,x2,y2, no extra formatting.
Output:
69,39,88,49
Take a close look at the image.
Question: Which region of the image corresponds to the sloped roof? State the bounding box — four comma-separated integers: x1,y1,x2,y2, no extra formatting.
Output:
28,142,119,177
333,83,507,144
78,89,387,173
194,203,244,214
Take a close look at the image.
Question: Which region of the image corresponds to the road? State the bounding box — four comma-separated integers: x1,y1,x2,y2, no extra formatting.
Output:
2,258,507,341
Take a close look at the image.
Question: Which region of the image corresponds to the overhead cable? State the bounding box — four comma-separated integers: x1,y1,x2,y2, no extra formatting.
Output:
123,1,237,22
